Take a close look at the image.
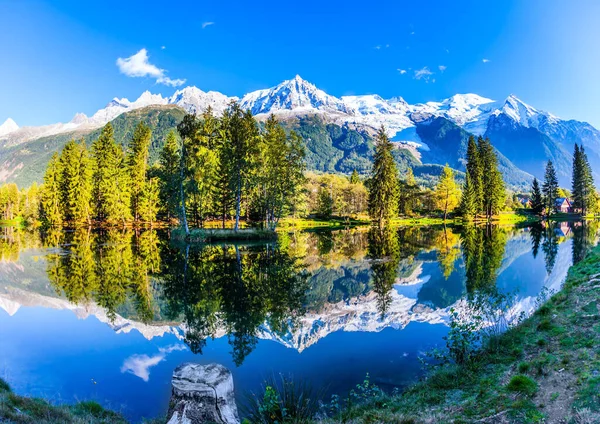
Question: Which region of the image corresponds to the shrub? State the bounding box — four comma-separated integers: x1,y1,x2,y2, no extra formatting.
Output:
243,375,321,423
506,375,538,397
518,362,530,373
0,378,10,392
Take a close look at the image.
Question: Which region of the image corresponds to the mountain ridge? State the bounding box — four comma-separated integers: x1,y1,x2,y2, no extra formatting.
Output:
1,75,597,186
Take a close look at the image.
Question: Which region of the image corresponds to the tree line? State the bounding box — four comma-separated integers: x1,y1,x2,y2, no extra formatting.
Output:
367,128,504,225
4,102,306,230
529,143,597,216
160,104,305,233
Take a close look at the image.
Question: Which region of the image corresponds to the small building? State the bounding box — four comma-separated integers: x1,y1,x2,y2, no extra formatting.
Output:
555,197,572,213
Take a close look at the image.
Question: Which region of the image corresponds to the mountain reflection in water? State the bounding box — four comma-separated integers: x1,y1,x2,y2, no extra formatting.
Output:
0,221,597,422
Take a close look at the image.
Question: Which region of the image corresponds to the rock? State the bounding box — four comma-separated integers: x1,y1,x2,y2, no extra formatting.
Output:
167,363,240,424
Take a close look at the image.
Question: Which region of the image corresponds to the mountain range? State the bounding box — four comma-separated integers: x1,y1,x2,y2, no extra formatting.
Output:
2,75,599,188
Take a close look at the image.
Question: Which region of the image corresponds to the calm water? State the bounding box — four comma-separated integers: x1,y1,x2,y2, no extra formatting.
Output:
0,222,597,422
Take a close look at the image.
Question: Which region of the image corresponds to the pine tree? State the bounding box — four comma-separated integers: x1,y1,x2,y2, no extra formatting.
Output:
41,152,63,226
542,160,559,214
128,122,152,221
531,177,544,215
158,131,181,220
572,144,597,215
434,164,461,220
460,136,484,218
460,173,477,218
350,169,360,184
478,137,505,219
92,123,131,224
368,126,400,225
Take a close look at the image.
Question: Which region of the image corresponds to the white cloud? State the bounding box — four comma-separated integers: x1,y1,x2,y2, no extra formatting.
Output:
482,58,490,63
374,45,381,50
161,45,166,50
116,49,186,87
398,69,407,75
121,354,164,382
202,21,214,29
414,66,433,81
438,65,447,72
120,344,186,382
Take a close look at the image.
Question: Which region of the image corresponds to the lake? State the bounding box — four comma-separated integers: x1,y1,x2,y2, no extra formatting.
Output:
0,222,597,422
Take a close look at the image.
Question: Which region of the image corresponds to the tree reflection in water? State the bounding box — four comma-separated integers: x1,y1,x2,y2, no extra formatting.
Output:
29,220,599,365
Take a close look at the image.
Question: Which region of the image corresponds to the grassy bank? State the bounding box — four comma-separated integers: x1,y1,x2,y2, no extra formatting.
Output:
0,378,131,424
328,243,600,423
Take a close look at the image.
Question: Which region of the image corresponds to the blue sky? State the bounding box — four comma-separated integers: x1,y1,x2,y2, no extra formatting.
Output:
2,0,600,127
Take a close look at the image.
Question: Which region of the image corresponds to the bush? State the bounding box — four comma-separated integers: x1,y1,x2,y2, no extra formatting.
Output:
506,375,538,397
0,378,10,392
518,362,531,373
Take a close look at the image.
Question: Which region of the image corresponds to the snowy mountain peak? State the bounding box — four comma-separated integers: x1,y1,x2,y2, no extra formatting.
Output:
0,118,19,137
169,86,233,115
497,94,559,127
70,113,88,125
239,75,354,115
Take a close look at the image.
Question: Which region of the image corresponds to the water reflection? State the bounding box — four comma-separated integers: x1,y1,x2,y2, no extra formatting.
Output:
0,220,598,367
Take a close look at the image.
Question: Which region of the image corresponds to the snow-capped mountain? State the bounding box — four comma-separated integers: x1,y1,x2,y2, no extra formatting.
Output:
169,86,233,116
239,75,354,116
0,118,18,137
1,75,598,185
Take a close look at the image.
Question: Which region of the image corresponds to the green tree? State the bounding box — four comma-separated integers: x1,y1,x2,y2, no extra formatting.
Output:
221,104,260,231
368,126,400,225
460,173,477,218
461,136,484,217
40,153,63,226
316,186,334,219
158,131,181,220
434,164,461,220
138,177,160,225
542,160,559,214
128,122,152,222
256,115,306,230
530,177,544,215
478,137,505,219
92,123,131,224
350,169,360,184
571,144,597,216
398,167,419,216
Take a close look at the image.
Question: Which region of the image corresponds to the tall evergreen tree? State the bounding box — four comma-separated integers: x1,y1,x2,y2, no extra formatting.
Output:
542,160,559,214
41,153,63,226
350,169,360,184
460,136,483,218
478,137,505,219
530,177,544,215
572,144,597,215
368,126,400,225
459,173,477,218
92,123,131,224
158,131,181,220
128,122,152,221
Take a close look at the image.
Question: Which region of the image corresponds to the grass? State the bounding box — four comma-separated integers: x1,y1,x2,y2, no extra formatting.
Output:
319,241,600,423
0,378,129,424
